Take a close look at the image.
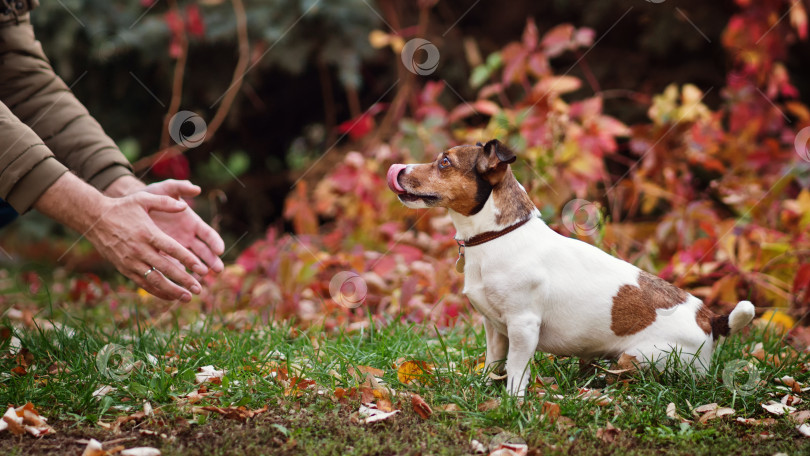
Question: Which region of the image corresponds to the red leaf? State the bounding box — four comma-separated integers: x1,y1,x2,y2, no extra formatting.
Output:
185,4,206,38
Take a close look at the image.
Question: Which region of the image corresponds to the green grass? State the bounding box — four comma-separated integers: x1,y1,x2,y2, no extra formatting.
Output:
1,311,809,455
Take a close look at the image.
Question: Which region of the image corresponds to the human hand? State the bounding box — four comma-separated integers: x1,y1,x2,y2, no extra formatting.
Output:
86,192,209,302
142,179,225,273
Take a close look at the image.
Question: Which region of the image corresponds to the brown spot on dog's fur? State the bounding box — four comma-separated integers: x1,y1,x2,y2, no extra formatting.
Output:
492,172,536,226
610,271,689,336
695,304,714,335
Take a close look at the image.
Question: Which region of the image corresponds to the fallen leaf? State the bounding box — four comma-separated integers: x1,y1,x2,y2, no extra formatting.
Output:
791,410,810,424
478,399,500,411
540,402,561,421
81,439,105,456
596,422,621,443
397,360,431,384
798,423,810,438
736,417,777,426
349,365,385,378
782,394,803,406
120,447,162,456
195,365,225,384
194,405,268,421
438,403,460,412
92,385,116,399
693,403,718,415
411,393,432,419
355,404,400,424
762,400,796,416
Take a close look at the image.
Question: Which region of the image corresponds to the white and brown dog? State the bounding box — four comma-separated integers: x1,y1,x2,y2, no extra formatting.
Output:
387,139,755,396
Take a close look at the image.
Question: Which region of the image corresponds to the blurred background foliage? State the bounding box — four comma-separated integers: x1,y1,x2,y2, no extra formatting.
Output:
3,0,810,330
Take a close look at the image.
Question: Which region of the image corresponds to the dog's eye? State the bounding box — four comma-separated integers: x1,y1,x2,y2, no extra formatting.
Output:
439,157,451,169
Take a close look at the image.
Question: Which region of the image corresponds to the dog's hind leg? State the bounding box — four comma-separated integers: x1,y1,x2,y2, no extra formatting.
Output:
505,315,541,397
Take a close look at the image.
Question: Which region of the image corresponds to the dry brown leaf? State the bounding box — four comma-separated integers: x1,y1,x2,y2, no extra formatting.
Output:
349,365,385,378
782,394,803,406
437,403,460,412
411,393,432,419
596,422,621,443
540,402,561,422
478,399,500,412
377,398,394,413
791,410,810,424
736,417,777,426
693,403,718,415
194,405,268,421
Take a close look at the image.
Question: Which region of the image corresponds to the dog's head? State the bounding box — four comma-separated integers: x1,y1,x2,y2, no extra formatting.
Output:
386,139,517,216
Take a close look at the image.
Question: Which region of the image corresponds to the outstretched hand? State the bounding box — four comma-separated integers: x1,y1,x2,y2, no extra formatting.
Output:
142,180,225,274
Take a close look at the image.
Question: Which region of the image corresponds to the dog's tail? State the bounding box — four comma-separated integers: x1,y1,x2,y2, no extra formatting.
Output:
711,300,755,340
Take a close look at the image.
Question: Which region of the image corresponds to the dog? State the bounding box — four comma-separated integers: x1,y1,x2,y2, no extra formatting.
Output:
386,139,755,396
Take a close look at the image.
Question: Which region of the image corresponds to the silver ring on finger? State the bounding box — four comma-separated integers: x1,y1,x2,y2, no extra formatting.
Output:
144,266,157,278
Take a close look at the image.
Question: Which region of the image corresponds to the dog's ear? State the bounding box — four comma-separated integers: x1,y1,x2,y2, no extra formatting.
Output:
477,139,516,185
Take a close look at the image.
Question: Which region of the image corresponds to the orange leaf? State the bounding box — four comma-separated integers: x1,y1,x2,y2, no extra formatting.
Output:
411,393,432,419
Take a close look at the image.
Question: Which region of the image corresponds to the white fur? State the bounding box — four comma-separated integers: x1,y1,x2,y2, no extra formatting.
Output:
432,186,755,397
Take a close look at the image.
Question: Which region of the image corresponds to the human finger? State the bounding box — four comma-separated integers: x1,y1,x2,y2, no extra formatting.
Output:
143,250,202,295
128,263,191,302
189,237,224,273
149,230,208,276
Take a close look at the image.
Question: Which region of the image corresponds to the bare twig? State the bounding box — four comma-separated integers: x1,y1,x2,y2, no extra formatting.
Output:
134,0,250,173
160,0,189,150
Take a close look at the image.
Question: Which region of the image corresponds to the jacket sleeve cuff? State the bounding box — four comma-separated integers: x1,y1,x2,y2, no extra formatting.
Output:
5,156,68,213
87,164,135,192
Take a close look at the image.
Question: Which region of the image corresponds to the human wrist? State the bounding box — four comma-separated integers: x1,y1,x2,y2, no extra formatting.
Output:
104,175,145,197
34,173,109,234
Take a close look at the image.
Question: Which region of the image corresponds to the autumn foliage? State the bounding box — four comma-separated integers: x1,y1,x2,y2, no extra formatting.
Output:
189,0,810,332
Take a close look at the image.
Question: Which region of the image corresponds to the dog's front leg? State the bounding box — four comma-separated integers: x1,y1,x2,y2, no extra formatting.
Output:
484,318,508,376
505,316,541,397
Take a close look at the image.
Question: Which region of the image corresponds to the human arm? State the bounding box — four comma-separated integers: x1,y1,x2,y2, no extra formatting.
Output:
34,172,208,302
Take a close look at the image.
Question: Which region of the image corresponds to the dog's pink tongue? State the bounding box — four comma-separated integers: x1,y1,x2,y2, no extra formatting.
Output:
387,164,407,194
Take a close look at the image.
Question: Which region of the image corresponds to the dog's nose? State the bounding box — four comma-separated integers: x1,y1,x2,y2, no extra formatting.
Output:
387,164,407,194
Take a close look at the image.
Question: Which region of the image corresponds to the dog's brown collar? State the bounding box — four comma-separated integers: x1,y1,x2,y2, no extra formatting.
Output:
453,217,533,274
456,216,532,247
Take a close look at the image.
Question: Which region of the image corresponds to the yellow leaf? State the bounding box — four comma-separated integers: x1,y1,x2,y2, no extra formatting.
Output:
757,310,795,332
397,360,431,384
